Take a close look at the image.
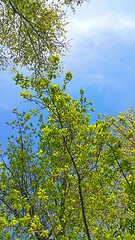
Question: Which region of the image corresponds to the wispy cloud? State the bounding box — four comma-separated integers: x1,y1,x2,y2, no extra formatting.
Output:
67,11,135,46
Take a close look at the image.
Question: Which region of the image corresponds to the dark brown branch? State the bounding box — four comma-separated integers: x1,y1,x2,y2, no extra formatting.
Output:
0,196,21,218
8,1,42,38
52,99,92,240
109,145,135,196
63,138,92,240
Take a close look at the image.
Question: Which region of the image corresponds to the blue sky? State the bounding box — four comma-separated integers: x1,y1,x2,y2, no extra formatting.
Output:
0,0,135,147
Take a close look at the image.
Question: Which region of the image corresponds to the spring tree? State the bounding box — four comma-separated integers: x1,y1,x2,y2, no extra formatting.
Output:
0,65,134,239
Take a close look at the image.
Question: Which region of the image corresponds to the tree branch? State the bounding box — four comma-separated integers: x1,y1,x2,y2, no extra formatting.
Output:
52,101,92,240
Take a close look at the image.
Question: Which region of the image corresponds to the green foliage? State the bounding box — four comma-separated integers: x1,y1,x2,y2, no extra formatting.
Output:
0,70,134,239
0,0,88,74
0,0,66,74
0,0,135,239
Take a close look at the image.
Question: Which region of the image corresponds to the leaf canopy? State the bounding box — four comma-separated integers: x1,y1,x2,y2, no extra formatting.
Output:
0,71,134,239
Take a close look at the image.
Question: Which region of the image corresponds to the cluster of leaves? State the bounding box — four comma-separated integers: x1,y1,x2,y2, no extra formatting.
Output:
0,0,67,74
0,67,134,239
0,0,88,75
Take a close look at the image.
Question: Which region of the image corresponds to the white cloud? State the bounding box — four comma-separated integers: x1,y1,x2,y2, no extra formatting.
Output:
73,15,135,33
64,2,135,75
67,7,135,46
